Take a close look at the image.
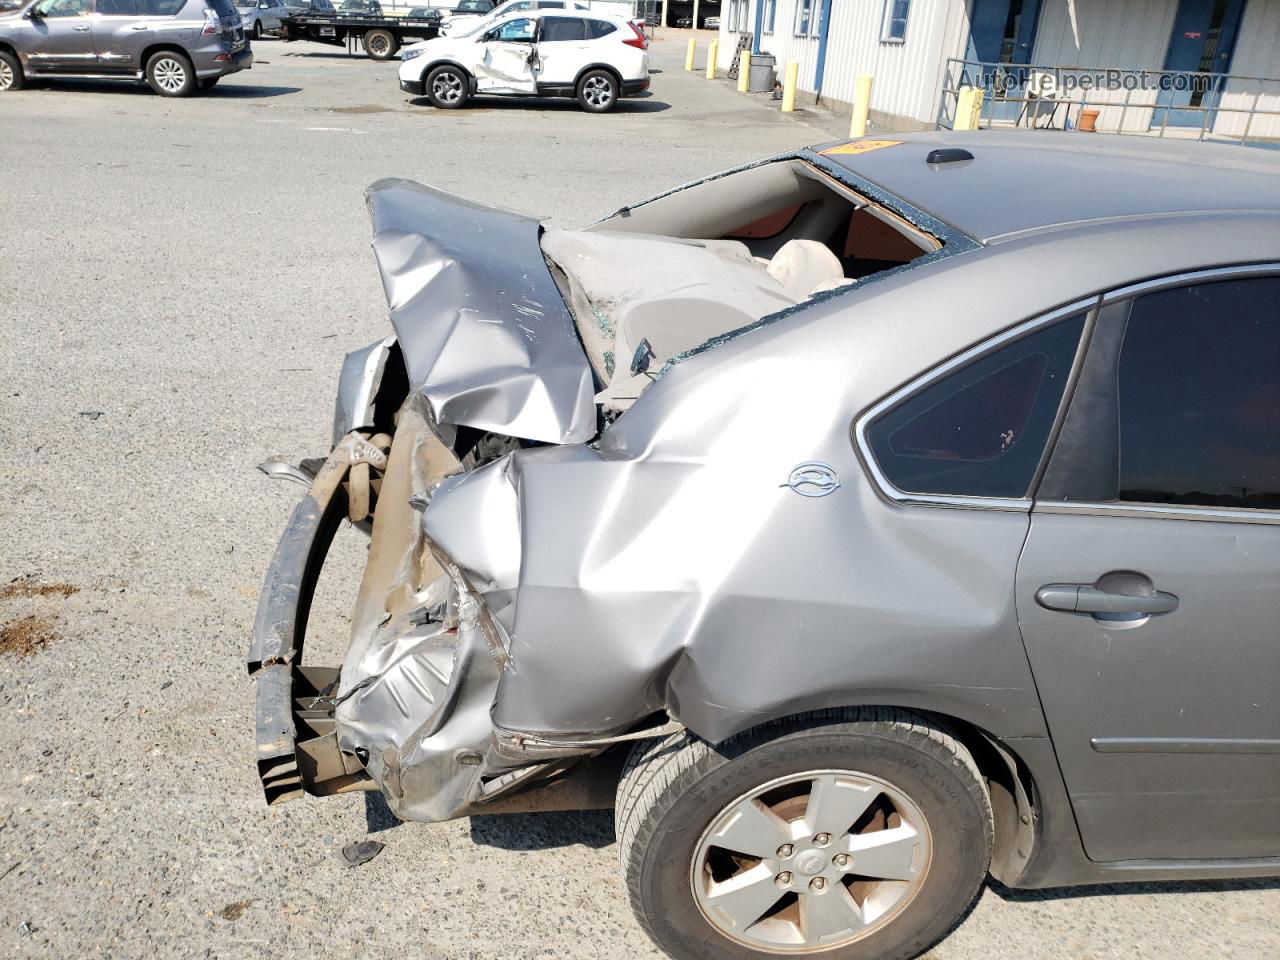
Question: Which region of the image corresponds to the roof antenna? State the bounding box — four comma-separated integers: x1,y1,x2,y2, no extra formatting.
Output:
926,148,975,166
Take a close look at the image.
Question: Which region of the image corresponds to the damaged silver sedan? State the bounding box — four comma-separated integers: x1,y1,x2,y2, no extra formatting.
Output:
250,132,1280,959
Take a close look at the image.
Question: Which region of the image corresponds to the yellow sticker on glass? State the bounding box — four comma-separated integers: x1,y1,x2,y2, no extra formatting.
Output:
820,140,903,156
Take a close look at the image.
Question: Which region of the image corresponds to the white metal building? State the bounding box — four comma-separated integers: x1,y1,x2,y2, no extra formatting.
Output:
715,0,1280,141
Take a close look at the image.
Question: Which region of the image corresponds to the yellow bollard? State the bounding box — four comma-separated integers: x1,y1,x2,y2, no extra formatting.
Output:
685,37,696,72
849,74,873,138
972,89,986,126
705,39,719,80
738,49,751,93
954,87,985,130
781,60,799,112
954,88,974,129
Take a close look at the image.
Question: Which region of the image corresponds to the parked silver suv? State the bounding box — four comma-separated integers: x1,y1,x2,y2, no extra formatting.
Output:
0,0,252,96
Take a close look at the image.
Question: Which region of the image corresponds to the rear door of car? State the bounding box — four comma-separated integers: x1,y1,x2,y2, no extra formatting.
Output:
1014,266,1280,862
534,14,589,87
91,0,152,72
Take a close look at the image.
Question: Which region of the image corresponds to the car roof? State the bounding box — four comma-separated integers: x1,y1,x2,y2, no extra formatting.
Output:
812,130,1280,244
499,7,617,19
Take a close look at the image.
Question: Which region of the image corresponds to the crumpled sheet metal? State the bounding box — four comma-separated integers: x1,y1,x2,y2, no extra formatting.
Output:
331,336,396,448
365,179,596,446
335,591,502,823
421,276,1053,747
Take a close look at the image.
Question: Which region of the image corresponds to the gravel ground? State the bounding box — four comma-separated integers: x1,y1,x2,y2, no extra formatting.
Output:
0,31,1276,960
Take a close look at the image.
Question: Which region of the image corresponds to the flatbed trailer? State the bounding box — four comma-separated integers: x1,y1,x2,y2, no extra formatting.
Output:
279,13,440,60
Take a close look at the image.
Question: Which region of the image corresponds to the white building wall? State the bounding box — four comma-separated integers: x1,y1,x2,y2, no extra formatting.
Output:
717,0,971,125
716,0,1280,137
1215,0,1280,139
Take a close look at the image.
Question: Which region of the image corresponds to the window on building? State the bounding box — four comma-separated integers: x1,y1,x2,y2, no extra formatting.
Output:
881,0,910,42
764,0,776,33
794,0,813,36
865,315,1085,499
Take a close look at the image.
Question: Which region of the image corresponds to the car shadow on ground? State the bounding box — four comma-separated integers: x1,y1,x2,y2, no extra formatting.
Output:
989,875,1280,902
362,791,615,849
469,809,615,850
364,791,402,833
23,78,301,98
405,94,671,114
210,83,303,98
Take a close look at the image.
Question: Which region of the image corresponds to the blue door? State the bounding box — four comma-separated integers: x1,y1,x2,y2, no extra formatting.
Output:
966,0,1044,123
968,0,1042,65
1154,0,1247,129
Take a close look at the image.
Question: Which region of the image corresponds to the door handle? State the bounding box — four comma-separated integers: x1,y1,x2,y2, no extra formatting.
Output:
131,23,149,29
74,23,90,30
1036,583,1179,615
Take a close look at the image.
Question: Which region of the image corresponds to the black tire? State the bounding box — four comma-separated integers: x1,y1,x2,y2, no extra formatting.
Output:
616,709,993,960
253,20,263,39
425,63,468,109
576,67,617,112
362,28,399,61
0,49,25,93
145,50,196,98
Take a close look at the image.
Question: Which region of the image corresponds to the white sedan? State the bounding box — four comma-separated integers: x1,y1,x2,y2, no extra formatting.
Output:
399,9,649,112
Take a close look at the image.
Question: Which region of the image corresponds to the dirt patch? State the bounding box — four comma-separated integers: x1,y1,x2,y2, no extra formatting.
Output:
0,615,59,657
1,578,79,600
218,899,253,921
330,104,390,114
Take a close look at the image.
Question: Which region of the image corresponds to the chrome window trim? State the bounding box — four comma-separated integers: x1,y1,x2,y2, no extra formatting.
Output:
1100,262,1280,303
853,297,1098,512
1035,500,1280,526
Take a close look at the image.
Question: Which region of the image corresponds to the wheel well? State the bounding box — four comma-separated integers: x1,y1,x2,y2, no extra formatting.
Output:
707,706,1040,887
139,44,192,70
0,42,18,59
426,59,473,80
574,63,622,92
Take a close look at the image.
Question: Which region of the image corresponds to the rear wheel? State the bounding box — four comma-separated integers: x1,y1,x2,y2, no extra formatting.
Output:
576,68,617,112
0,50,23,92
145,51,196,98
363,28,399,61
253,20,263,39
425,64,468,109
617,709,993,960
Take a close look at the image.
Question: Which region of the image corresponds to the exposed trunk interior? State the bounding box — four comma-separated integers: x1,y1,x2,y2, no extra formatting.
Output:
542,159,941,413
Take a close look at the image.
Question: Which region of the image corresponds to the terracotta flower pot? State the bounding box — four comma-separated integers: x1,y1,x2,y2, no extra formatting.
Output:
1078,108,1100,132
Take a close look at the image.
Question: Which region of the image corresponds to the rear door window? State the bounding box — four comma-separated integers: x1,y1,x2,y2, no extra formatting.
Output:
585,17,615,37
540,15,587,40
1113,278,1280,508
864,314,1085,499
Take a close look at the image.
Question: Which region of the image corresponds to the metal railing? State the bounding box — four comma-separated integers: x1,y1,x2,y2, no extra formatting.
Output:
937,58,1280,148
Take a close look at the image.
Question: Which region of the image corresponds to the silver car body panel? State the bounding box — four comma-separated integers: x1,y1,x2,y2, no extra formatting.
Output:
253,133,1280,887
365,178,596,445
332,335,397,445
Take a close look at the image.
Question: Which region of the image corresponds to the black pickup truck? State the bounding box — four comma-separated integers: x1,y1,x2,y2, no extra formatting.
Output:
279,4,441,60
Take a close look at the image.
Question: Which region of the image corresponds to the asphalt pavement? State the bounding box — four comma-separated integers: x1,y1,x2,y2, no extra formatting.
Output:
0,30,1276,960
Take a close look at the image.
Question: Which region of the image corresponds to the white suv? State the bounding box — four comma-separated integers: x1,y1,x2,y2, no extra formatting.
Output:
398,10,648,112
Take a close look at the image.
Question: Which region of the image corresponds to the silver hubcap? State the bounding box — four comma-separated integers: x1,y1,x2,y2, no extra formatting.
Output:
583,74,612,107
432,71,462,103
0,61,13,91
691,770,932,952
154,58,186,93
